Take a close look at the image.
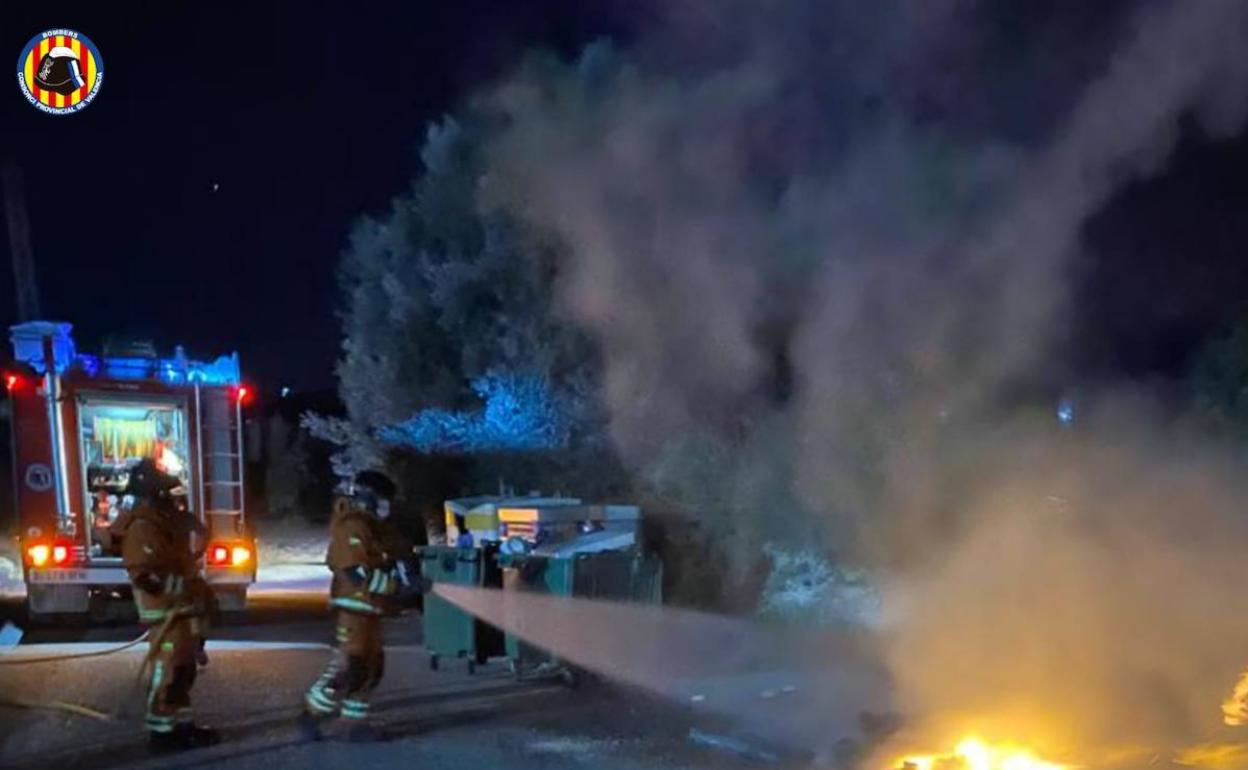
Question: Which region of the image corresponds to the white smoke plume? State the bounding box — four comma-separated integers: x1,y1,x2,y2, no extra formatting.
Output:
482,0,1248,764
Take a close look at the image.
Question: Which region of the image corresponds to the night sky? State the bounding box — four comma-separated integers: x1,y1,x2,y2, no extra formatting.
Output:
0,1,636,392
1080,121,1248,380
2,2,1248,395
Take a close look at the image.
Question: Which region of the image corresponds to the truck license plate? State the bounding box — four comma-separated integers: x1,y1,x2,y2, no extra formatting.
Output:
27,569,89,583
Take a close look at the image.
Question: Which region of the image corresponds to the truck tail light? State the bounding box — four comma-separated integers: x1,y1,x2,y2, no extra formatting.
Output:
208,545,229,565
26,544,49,567
208,542,251,567
5,374,18,392
26,541,74,567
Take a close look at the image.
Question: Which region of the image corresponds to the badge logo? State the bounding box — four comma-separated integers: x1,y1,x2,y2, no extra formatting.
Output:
24,463,53,492
16,29,103,115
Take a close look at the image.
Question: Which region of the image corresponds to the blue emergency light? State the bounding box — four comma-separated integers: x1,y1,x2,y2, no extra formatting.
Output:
9,321,241,386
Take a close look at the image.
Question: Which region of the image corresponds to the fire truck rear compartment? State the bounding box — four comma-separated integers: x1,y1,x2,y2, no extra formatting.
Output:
78,397,192,562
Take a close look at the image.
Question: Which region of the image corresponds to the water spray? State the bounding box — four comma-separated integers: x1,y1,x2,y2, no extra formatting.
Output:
432,583,894,760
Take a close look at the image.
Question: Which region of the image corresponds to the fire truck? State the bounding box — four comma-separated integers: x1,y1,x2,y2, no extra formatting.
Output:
5,321,256,620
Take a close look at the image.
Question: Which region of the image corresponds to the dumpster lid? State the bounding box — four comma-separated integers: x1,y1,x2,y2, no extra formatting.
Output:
534,529,638,557
446,496,581,515
499,504,641,524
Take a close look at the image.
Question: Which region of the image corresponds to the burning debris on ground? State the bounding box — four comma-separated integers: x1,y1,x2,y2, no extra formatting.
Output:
893,738,1069,770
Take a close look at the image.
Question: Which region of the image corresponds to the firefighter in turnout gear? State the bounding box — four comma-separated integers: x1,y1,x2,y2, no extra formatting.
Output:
299,470,425,742
108,458,220,750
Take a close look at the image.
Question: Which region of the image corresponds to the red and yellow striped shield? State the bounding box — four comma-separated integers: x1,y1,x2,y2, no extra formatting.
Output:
16,29,104,115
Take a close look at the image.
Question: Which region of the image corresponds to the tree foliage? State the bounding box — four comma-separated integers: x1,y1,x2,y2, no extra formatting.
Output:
378,372,569,454
310,113,614,494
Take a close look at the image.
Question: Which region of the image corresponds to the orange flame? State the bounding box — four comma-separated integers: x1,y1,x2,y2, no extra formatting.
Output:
895,737,1069,770
1223,670,1248,727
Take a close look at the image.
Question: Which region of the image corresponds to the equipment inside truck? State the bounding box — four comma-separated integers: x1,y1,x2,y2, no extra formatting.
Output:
78,399,192,559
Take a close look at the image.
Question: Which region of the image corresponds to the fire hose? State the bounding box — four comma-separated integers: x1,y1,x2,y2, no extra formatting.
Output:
0,630,151,666
0,564,411,724
0,606,188,722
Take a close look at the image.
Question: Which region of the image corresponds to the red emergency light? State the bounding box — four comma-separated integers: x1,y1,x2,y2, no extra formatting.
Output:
234,385,252,406
5,373,20,392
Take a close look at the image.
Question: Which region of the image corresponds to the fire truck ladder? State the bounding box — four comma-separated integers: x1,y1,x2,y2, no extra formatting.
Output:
196,385,245,527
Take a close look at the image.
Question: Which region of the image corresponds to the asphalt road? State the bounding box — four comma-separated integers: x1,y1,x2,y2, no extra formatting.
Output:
0,588,763,770
0,588,1224,770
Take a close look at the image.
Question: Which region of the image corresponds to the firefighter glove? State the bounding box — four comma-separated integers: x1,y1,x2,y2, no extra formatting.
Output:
366,567,398,596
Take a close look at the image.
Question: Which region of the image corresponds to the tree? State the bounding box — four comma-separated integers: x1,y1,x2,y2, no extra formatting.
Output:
309,113,618,506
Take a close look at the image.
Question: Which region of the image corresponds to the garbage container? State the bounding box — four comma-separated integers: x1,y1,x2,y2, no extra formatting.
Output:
420,543,505,674
499,549,662,680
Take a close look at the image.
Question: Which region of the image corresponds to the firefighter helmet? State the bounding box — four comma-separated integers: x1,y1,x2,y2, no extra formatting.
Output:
34,46,86,96
125,457,181,503
350,470,397,517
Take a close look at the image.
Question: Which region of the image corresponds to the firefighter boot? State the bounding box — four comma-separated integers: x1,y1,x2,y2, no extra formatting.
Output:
149,723,220,751
176,723,221,748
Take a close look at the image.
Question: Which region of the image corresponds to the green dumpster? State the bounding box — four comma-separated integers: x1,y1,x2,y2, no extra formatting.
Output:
499,549,662,679
420,544,505,674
